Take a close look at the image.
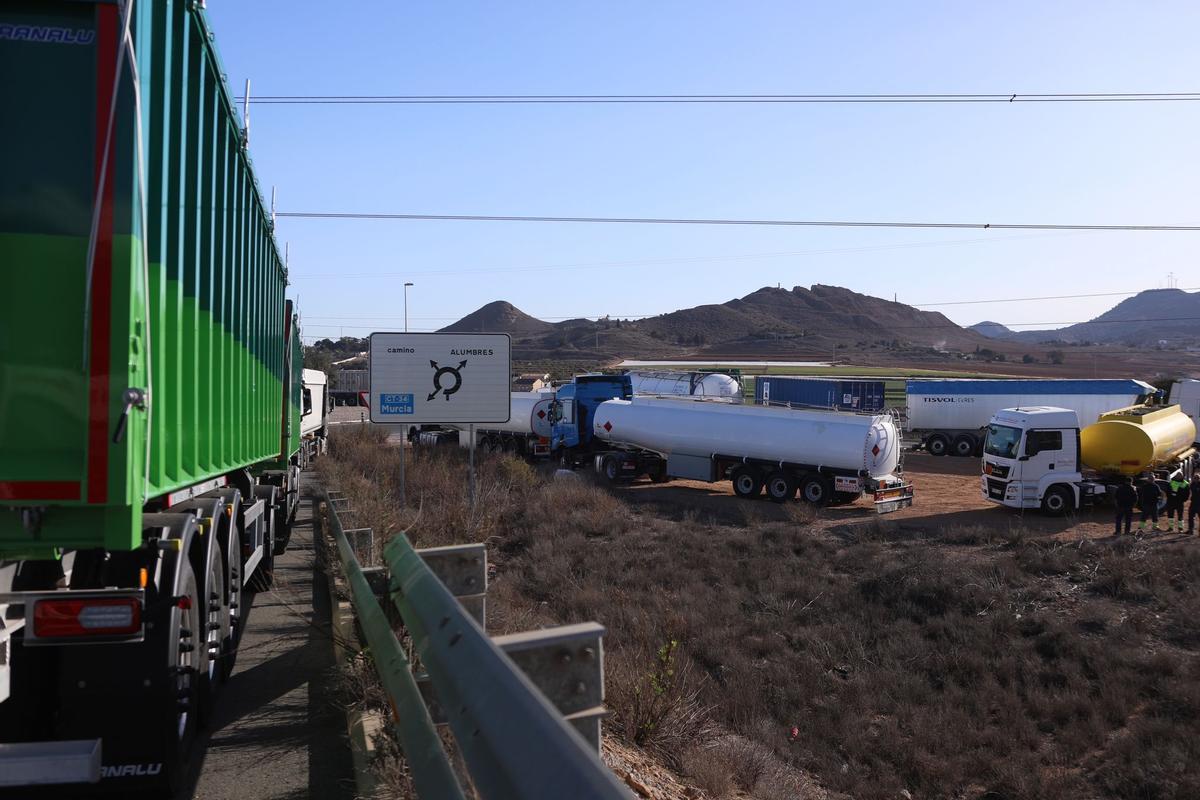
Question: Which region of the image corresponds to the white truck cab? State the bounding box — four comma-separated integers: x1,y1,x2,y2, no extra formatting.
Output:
981,407,1082,514
301,369,331,464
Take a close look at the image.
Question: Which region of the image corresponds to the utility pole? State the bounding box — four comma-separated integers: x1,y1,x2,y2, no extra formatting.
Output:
400,282,414,507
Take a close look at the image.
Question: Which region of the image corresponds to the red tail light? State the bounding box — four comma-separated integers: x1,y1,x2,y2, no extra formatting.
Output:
33,597,141,638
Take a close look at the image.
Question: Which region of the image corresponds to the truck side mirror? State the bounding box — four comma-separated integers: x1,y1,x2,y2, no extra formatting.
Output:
1018,455,1030,462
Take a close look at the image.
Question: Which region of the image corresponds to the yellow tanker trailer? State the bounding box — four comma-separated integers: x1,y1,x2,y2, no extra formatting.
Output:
1081,404,1197,476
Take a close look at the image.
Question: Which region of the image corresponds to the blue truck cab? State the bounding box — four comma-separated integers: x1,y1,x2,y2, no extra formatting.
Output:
550,375,633,450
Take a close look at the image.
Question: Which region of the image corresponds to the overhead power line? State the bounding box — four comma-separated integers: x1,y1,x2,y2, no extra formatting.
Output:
240,92,1200,105
277,211,1200,232
300,314,1200,332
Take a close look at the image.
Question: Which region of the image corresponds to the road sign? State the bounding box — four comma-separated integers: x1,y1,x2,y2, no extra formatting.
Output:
368,332,512,424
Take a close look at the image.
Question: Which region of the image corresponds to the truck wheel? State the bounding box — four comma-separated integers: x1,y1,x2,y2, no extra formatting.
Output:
952,434,977,458
161,563,201,792
648,463,670,483
765,470,797,503
1041,485,1074,516
223,531,243,681
926,435,949,457
601,455,622,483
199,550,227,722
731,466,763,499
799,474,832,506
503,437,520,454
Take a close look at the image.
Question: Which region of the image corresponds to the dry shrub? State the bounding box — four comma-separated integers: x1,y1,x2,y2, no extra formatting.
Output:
606,639,714,770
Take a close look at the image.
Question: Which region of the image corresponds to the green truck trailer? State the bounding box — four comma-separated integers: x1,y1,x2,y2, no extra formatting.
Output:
0,0,316,791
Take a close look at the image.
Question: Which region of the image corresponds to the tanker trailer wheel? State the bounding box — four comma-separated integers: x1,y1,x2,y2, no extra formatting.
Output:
926,435,949,457
1041,485,1074,517
503,437,520,454
648,462,670,484
601,455,622,483
799,474,833,506
952,434,977,458
731,466,764,499
765,470,797,503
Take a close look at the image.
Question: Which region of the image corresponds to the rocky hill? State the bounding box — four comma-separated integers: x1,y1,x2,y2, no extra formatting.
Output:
969,321,1017,339
439,284,1021,361
972,288,1200,346
439,300,555,335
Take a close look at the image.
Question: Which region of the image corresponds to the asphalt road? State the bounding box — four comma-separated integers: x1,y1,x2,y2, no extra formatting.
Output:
182,480,355,800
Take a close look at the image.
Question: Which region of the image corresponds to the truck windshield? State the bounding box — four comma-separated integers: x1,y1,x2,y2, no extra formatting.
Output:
984,424,1022,458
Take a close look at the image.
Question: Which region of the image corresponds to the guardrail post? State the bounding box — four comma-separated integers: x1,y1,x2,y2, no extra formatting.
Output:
490,623,607,754
414,543,487,628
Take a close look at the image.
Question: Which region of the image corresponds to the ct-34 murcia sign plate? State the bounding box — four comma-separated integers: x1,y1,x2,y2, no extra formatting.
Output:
368,332,512,424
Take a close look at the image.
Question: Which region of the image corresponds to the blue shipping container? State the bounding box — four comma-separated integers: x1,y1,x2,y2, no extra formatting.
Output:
754,377,886,411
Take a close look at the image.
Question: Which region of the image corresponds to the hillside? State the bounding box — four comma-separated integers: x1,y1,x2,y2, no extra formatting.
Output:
973,289,1200,346
438,284,1022,362
969,320,1016,339
438,300,555,335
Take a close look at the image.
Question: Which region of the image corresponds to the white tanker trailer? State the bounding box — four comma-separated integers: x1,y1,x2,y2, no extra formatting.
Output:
590,396,914,511
416,393,555,458
627,370,743,402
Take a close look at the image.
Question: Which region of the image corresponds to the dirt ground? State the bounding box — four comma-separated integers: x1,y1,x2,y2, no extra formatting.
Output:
615,452,1197,546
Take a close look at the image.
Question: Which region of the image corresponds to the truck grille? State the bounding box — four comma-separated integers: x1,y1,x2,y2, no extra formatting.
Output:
986,478,1007,500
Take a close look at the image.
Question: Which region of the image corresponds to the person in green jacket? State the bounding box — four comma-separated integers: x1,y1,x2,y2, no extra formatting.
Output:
1166,475,1189,532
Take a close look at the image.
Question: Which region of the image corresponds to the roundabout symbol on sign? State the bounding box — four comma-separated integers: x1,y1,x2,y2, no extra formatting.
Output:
428,359,467,401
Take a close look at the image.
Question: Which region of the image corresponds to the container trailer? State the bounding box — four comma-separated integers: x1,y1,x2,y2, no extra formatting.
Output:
906,379,1155,457
1168,379,1200,443
981,404,1196,515
755,376,886,412
0,1,308,792
550,376,913,511
331,368,369,405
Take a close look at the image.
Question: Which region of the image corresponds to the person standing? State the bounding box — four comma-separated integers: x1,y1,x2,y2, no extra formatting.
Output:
1136,477,1162,533
1166,474,1189,532
1114,476,1137,536
1189,474,1200,535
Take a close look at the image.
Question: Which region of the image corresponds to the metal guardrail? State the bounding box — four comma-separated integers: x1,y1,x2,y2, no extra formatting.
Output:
322,491,629,800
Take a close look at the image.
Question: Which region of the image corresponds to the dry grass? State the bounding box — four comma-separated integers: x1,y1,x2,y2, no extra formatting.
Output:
322,426,1200,800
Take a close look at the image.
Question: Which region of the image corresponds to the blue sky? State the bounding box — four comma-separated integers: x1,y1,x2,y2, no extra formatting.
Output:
204,1,1200,343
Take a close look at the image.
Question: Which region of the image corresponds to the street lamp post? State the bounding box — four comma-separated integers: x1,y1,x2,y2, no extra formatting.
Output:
400,282,414,507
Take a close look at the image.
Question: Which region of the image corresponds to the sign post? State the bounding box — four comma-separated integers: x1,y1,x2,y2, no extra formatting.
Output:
369,333,512,509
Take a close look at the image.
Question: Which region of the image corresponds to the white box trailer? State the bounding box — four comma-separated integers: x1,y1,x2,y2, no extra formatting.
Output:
906,379,1156,457
1169,379,1200,443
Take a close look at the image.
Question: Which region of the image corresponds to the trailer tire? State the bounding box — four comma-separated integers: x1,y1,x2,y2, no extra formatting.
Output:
601,455,622,483
198,546,227,722
926,435,950,457
648,463,670,483
160,563,201,793
952,434,977,458
503,437,520,454
765,470,797,503
1041,485,1074,516
731,466,763,499
799,474,833,506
